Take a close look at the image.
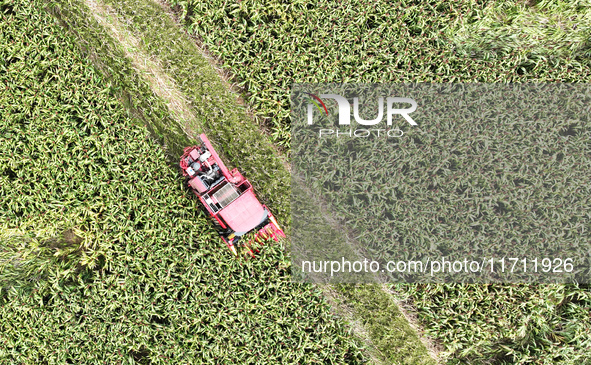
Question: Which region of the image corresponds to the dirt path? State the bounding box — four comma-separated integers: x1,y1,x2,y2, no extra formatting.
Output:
85,0,198,139
382,284,443,364
149,0,291,170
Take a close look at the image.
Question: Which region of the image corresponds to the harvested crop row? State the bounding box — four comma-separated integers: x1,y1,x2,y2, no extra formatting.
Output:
0,1,364,363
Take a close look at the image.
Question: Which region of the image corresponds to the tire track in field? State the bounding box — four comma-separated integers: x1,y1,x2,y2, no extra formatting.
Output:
149,0,291,169
84,0,198,139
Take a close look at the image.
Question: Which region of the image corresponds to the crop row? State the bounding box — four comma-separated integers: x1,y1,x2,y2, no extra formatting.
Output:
292,83,591,282
56,0,293,227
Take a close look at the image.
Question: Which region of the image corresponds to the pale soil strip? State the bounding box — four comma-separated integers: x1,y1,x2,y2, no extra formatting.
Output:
382,284,444,364
150,0,244,102
150,0,291,165
295,175,441,364
85,0,198,138
321,286,387,365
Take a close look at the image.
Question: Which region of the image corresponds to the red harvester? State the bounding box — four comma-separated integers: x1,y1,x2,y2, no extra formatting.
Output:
180,134,285,257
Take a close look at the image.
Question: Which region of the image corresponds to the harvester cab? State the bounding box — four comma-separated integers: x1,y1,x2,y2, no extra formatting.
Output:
180,134,285,257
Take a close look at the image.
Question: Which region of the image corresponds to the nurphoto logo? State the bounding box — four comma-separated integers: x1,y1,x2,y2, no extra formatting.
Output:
305,92,418,138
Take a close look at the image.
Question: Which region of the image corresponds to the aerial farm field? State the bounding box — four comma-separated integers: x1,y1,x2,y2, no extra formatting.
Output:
0,1,365,363
1,0,591,364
